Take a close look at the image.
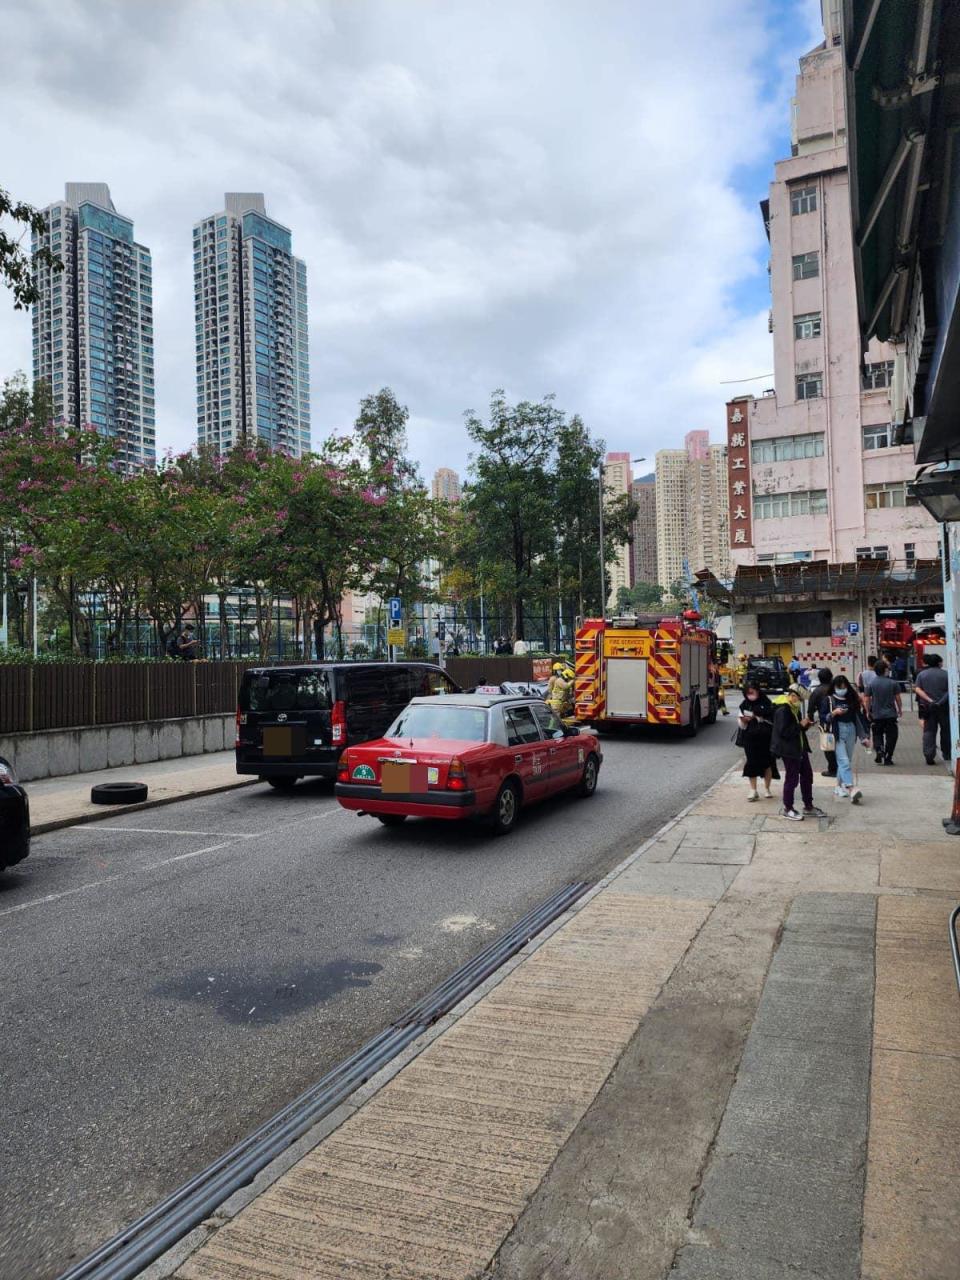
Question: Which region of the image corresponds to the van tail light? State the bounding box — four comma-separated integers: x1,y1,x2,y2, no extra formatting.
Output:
331,700,346,744
447,757,467,791
235,706,244,747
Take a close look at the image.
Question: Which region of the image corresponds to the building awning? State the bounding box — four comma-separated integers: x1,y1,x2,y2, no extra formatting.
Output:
843,0,960,460
725,558,942,604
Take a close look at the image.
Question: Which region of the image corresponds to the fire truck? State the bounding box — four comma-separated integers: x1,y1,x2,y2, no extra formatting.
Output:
574,612,721,736
877,615,947,668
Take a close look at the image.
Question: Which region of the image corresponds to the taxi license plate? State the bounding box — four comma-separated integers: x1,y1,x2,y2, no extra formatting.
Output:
381,761,428,794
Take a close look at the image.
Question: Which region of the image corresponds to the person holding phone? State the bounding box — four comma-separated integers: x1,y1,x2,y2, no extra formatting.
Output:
737,682,779,802
827,673,871,803
771,684,827,821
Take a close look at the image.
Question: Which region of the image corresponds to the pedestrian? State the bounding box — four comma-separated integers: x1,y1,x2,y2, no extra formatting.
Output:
914,652,951,766
770,684,825,821
513,636,529,657
788,655,803,680
825,673,871,803
857,654,878,696
737,682,779,802
891,652,908,686
175,622,200,661
807,666,838,778
864,658,902,765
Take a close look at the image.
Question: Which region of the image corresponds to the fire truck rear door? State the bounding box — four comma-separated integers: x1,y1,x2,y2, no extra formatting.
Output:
605,658,648,719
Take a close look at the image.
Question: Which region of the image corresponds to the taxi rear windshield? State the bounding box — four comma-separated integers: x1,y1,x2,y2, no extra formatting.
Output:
387,704,488,742
241,671,332,713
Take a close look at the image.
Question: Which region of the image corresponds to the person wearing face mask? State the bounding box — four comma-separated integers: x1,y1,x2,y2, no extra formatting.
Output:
827,673,871,803
737,682,779,801
770,684,826,821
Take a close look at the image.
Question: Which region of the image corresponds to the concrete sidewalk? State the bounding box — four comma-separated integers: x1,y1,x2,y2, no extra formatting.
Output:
161,725,960,1280
27,750,255,834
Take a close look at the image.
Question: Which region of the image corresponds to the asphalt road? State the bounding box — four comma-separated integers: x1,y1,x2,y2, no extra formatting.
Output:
0,724,734,1280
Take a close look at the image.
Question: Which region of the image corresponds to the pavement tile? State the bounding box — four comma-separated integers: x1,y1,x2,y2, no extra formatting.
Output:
614,861,740,898
873,897,960,1059
880,840,960,893
862,1049,960,1280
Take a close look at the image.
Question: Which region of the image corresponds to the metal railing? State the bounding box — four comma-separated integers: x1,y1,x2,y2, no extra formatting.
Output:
950,904,960,996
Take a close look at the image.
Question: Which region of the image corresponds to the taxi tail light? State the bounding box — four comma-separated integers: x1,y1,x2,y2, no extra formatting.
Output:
331,700,346,744
447,757,467,791
337,755,351,783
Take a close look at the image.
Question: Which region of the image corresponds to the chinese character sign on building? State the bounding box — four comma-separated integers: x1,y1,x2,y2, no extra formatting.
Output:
726,401,752,549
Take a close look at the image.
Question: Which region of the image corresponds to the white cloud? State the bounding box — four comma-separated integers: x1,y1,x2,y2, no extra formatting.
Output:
0,0,816,474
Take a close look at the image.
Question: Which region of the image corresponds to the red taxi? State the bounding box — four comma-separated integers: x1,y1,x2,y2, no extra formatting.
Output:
334,694,602,835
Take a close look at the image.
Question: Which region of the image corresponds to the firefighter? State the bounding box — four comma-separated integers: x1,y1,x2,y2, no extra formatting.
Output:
548,664,576,719
735,652,748,686
545,661,565,703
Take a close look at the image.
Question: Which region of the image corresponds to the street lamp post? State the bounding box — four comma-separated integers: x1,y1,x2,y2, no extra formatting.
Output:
598,456,645,620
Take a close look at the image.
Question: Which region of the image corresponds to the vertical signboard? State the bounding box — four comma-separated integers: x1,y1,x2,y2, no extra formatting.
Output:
726,400,753,549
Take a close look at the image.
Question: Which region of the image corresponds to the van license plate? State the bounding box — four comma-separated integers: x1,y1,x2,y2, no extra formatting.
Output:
262,727,293,757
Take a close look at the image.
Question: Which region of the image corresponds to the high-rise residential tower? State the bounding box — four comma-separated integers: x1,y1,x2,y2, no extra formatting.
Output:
630,476,657,585
655,433,730,591
31,183,155,470
602,452,634,609
431,467,461,502
194,193,309,456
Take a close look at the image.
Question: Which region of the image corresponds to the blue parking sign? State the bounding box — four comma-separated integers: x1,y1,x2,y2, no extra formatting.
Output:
389,597,402,623
847,621,860,635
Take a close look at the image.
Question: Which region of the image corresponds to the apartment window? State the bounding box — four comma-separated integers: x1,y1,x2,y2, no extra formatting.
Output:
791,185,818,216
862,360,894,390
796,373,823,400
863,424,893,450
865,482,919,509
792,251,819,280
905,542,916,564
856,545,889,560
794,311,822,339
758,551,813,563
753,489,828,519
752,432,824,463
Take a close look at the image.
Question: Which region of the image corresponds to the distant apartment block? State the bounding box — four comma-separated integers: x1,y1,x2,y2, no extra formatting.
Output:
630,476,657,585
194,193,310,457
655,430,730,590
32,183,155,470
603,452,634,609
431,467,461,502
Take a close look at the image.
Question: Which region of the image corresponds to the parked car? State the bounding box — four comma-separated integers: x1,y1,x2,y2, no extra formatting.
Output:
235,662,460,789
745,656,789,694
335,693,602,835
0,756,30,873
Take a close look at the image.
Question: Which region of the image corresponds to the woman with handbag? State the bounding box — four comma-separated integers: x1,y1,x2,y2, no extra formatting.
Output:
737,682,779,802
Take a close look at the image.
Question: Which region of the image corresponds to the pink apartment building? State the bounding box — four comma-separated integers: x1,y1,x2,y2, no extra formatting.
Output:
722,20,942,667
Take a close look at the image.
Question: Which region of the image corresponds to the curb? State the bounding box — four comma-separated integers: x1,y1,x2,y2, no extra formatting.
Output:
141,762,738,1280
31,776,258,835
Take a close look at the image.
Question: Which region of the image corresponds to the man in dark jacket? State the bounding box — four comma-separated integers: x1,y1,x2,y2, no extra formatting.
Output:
771,685,826,821
807,667,836,777
915,652,951,765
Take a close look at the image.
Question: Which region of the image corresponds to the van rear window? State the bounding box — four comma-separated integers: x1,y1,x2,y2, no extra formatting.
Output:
242,671,331,713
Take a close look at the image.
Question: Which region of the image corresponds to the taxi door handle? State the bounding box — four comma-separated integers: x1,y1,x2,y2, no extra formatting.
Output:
549,747,558,756
514,754,523,763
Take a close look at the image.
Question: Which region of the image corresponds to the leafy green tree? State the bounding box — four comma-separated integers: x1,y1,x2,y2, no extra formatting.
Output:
615,581,665,613
0,372,54,433
461,391,560,639
1,189,62,309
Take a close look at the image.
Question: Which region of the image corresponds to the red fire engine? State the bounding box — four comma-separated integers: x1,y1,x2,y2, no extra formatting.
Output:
574,612,721,736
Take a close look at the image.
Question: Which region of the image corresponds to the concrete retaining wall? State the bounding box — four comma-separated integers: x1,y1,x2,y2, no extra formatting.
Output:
0,714,235,782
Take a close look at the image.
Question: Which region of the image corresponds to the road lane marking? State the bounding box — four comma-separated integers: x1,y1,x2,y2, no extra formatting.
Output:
0,875,123,917
2,842,234,916
72,827,259,838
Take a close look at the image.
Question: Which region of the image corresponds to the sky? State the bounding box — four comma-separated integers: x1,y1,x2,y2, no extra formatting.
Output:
1,0,824,479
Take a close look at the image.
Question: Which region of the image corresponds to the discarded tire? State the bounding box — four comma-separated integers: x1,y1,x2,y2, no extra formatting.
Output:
90,781,149,805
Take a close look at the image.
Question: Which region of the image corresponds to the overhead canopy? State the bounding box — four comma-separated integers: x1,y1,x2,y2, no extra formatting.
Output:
843,0,960,459
714,559,942,605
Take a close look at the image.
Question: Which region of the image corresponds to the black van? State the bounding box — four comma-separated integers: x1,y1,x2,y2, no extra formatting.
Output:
235,662,460,789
